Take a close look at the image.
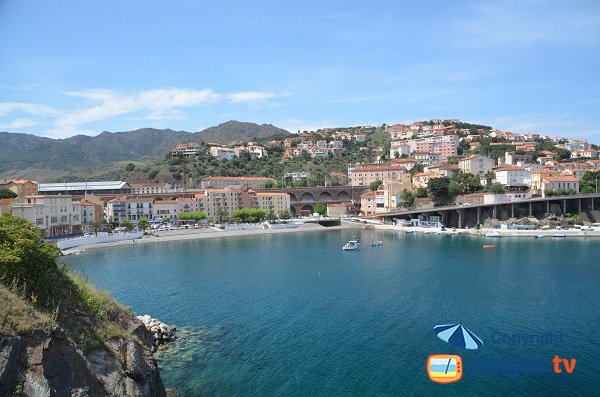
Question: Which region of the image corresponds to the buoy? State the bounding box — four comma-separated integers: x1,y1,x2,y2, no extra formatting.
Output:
482,245,496,249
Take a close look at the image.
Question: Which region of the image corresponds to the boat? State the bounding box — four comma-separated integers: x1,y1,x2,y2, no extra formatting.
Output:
482,245,496,249
553,234,566,238
343,240,360,251
404,230,413,234
371,241,382,246
485,231,503,237
533,235,544,239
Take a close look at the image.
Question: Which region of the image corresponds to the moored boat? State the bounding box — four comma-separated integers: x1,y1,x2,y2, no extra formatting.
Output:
485,231,503,237
343,240,360,250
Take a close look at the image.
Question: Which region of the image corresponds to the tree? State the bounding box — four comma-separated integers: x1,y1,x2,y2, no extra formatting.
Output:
122,220,134,231
409,163,425,176
0,214,60,307
161,216,170,223
427,177,452,206
580,171,600,194
401,189,415,208
485,182,506,194
451,172,482,195
179,211,206,223
90,221,102,236
216,209,227,223
125,163,136,172
138,218,149,231
266,212,278,222
279,210,291,219
416,187,428,198
314,203,327,216
0,188,17,199
369,180,383,191
264,181,275,189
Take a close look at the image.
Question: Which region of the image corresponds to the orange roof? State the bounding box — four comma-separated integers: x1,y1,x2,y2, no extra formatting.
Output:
533,169,559,174
0,198,14,205
390,158,416,163
255,192,289,196
542,176,579,183
194,193,206,198
413,172,438,177
494,165,526,171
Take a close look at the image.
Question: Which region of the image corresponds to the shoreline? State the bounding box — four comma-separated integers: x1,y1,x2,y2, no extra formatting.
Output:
372,223,600,238
61,223,357,254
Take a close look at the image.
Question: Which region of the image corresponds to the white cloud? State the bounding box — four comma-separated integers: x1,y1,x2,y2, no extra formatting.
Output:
0,102,59,117
0,88,285,138
227,91,277,103
279,118,334,134
0,118,41,129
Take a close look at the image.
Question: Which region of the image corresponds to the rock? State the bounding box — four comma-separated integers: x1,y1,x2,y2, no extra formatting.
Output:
0,336,25,397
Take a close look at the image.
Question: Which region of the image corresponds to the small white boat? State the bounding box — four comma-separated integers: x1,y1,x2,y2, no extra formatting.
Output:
343,240,360,251
371,241,382,246
533,235,544,239
405,230,413,234
485,231,503,237
553,234,566,238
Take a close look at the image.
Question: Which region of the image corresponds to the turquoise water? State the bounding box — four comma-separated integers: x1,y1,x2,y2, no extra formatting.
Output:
63,230,600,396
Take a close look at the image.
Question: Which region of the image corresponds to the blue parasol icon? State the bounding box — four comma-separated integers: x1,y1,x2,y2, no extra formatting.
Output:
434,323,483,349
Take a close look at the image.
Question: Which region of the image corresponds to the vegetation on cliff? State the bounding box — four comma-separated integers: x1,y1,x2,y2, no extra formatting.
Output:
0,214,166,396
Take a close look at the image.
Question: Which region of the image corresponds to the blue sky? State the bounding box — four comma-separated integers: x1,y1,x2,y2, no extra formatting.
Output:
1,0,599,141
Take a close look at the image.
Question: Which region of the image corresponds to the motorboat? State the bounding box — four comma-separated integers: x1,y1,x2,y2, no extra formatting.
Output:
553,234,566,238
484,231,503,237
533,235,544,239
371,241,382,246
343,240,360,251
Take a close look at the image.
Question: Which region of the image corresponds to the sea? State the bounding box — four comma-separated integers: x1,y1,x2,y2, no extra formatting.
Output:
62,229,600,396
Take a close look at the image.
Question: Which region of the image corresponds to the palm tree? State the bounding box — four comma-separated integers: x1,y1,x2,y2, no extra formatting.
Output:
91,221,102,236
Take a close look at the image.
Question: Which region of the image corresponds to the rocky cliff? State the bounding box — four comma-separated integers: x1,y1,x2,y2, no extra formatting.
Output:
0,310,166,397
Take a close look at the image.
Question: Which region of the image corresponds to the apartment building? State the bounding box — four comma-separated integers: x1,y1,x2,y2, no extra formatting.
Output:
459,155,495,176
200,176,276,190
531,170,561,194
11,195,81,237
106,197,154,224
130,183,173,194
395,134,459,161
80,197,104,228
350,165,409,187
255,192,291,215
198,187,258,221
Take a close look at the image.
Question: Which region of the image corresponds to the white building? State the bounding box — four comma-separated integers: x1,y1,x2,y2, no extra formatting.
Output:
210,146,236,160
11,195,81,237
541,176,580,197
459,155,495,176
493,165,531,187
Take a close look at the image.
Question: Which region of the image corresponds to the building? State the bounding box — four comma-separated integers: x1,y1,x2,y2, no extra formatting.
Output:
0,198,13,215
561,169,588,181
350,165,408,187
171,143,200,157
80,197,104,228
284,172,311,183
198,186,258,221
153,199,179,221
413,152,442,165
0,179,39,201
425,163,460,178
571,149,599,159
326,202,353,217
386,124,413,140
11,195,81,237
200,176,276,190
541,176,579,197
396,134,459,161
502,152,532,166
390,158,417,170
493,165,531,187
390,141,412,158
459,155,495,176
38,181,132,196
210,146,236,160
531,170,561,195
382,180,412,211
360,191,379,216
106,197,154,224
130,183,173,195
255,192,291,215
412,172,441,189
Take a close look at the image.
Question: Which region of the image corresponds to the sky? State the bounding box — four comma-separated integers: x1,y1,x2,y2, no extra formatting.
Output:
1,0,599,142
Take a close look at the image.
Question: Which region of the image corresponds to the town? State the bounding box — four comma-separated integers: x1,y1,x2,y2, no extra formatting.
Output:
1,119,599,237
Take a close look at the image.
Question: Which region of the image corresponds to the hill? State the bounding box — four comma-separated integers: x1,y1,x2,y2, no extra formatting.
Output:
0,121,290,180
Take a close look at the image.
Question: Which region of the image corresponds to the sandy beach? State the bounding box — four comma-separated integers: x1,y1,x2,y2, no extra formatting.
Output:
61,223,357,254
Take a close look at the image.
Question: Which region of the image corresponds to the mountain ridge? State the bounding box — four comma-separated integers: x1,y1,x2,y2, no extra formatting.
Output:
0,121,290,179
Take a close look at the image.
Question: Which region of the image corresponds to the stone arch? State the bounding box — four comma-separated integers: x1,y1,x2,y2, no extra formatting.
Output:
290,206,297,216
300,192,316,202
301,204,314,213
336,190,351,201
318,191,334,201
287,192,298,202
